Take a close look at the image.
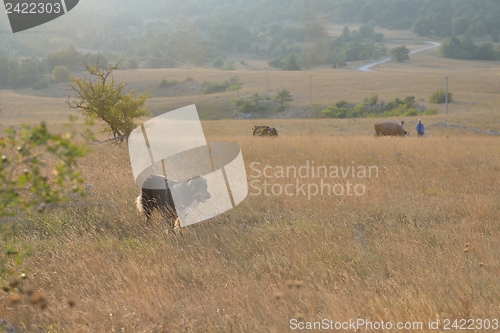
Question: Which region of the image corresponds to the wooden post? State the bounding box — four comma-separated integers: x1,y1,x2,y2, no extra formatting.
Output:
445,76,448,115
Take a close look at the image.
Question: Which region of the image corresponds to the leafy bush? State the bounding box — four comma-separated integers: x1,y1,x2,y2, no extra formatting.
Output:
52,66,71,83
159,79,178,89
233,93,266,114
322,95,424,118
32,77,48,90
213,59,224,68
200,77,242,95
200,82,227,94
282,53,301,70
268,57,283,68
440,36,500,60
429,90,453,104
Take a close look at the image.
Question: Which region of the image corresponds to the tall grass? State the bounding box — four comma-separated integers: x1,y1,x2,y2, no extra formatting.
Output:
1,128,499,332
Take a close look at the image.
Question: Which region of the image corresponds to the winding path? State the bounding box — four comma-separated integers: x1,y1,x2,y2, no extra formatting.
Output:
358,41,441,72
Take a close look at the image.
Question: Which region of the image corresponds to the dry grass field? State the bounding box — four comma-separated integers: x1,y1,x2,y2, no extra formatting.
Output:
0,37,500,332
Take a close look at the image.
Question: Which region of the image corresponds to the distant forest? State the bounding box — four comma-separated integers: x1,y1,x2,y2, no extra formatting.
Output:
0,0,499,80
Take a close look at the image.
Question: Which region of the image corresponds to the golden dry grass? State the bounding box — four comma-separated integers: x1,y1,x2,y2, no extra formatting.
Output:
1,40,500,331
1,129,499,332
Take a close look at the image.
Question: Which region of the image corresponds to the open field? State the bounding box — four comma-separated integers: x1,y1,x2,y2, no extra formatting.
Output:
1,35,500,331
0,129,499,332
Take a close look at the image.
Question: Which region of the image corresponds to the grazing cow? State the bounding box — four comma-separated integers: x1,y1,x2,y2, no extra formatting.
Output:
136,174,211,233
252,125,268,135
373,121,408,137
252,125,278,137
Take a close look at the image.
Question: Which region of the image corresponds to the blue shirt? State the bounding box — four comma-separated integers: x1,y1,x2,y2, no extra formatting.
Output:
416,123,424,134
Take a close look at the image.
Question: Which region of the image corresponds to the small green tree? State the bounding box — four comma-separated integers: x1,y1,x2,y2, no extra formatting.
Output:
430,90,453,104
390,45,410,62
69,63,150,141
274,88,293,112
282,53,301,71
52,65,71,83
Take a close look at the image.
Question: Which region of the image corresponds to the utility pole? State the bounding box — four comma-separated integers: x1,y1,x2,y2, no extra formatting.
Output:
266,70,269,95
168,57,170,75
309,75,312,105
445,76,449,115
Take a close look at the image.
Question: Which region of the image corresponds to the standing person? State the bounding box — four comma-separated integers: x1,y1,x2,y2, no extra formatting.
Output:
416,119,424,137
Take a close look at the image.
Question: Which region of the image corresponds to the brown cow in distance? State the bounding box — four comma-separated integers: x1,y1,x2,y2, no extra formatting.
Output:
252,125,278,137
373,121,408,137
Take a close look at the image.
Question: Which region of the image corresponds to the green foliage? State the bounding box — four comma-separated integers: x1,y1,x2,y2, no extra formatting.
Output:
301,22,327,41
412,17,432,36
200,82,228,94
0,57,44,89
232,93,266,114
5,0,500,60
82,53,110,69
281,53,301,71
69,63,150,140
213,59,224,68
359,25,375,39
273,88,293,112
0,110,88,303
321,100,350,118
208,22,254,52
32,77,49,90
190,45,207,67
147,49,168,69
440,36,500,60
52,66,71,83
321,95,423,118
268,57,283,69
474,43,500,60
390,45,410,62
45,45,82,72
199,77,241,95
0,122,88,221
159,78,178,89
430,90,453,104
221,61,235,70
